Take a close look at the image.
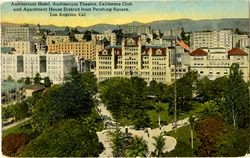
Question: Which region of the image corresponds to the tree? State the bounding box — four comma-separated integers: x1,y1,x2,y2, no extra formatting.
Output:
152,133,166,157
24,77,31,85
125,136,148,157
109,128,131,157
11,101,29,120
44,76,52,87
2,133,29,157
215,128,250,157
189,115,195,149
19,119,104,157
81,72,98,96
83,30,92,41
197,100,219,119
222,63,249,128
34,73,42,85
195,115,227,157
7,75,13,81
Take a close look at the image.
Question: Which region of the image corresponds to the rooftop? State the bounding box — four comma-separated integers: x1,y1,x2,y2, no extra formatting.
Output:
189,48,208,56
228,48,248,56
1,81,24,93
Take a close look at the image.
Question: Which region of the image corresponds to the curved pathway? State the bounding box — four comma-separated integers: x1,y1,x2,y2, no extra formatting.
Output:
94,93,189,157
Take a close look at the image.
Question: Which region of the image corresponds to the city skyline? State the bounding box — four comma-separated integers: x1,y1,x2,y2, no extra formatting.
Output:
1,0,249,27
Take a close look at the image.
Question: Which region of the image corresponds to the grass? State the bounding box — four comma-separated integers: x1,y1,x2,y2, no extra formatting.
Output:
163,125,201,157
2,120,33,137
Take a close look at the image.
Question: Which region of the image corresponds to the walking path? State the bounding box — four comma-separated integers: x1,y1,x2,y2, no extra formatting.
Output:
2,117,31,130
94,93,189,157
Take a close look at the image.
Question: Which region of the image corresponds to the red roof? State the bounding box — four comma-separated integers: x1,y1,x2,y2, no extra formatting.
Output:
228,48,248,56
189,48,208,56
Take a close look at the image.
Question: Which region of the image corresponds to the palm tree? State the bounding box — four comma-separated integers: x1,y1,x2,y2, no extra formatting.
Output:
189,115,195,149
108,128,126,157
152,132,166,157
125,136,148,157
197,100,218,119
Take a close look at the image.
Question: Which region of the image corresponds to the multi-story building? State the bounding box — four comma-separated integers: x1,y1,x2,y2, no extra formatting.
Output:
5,25,33,39
96,36,172,84
1,50,77,84
182,47,249,81
92,31,116,45
6,40,36,54
233,34,249,49
190,30,233,51
46,35,70,45
47,41,98,60
120,25,152,35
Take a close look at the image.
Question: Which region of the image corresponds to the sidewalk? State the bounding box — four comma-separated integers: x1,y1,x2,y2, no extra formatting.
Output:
2,117,31,131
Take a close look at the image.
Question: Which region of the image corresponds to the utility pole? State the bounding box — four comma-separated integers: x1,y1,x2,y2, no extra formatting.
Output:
174,38,178,133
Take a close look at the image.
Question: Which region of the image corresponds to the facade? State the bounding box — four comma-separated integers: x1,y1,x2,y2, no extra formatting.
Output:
6,40,36,54
92,32,117,45
190,30,233,51
233,34,249,49
46,35,70,45
1,52,77,84
96,36,172,84
47,41,97,60
182,47,249,81
5,26,32,39
120,25,152,35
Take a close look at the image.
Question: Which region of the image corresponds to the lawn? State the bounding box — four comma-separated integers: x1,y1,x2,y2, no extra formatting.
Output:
163,125,201,157
2,120,33,137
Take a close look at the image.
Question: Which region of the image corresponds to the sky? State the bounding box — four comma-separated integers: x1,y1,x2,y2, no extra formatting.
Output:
0,0,249,27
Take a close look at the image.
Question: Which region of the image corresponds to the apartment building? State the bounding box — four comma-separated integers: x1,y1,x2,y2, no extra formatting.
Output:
47,41,98,60
91,31,117,45
5,25,33,39
1,50,77,84
182,47,249,81
46,35,70,45
233,34,249,49
190,30,233,51
120,25,152,35
96,36,172,84
6,40,36,54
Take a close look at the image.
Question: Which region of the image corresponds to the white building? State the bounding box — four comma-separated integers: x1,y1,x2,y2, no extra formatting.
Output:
233,34,249,49
182,47,249,81
95,36,172,84
120,25,152,35
1,50,77,84
91,31,117,45
6,40,36,54
190,30,233,51
5,25,33,39
74,34,84,42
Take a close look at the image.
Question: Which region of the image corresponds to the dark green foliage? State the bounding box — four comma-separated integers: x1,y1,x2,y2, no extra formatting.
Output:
125,136,148,157
24,77,31,85
81,72,98,96
2,133,29,157
11,101,30,120
152,133,166,157
2,106,14,120
43,76,52,87
215,128,250,157
100,77,150,127
221,63,250,128
31,67,96,132
19,119,104,157
83,30,92,41
33,73,42,85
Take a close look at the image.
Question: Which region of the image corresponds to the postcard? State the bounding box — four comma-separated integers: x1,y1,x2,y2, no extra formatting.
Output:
1,0,250,157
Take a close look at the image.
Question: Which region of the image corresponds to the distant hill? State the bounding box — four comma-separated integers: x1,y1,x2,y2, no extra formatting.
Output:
1,18,249,33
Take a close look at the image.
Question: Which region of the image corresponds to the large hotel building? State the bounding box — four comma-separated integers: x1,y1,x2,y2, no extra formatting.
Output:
96,36,172,84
